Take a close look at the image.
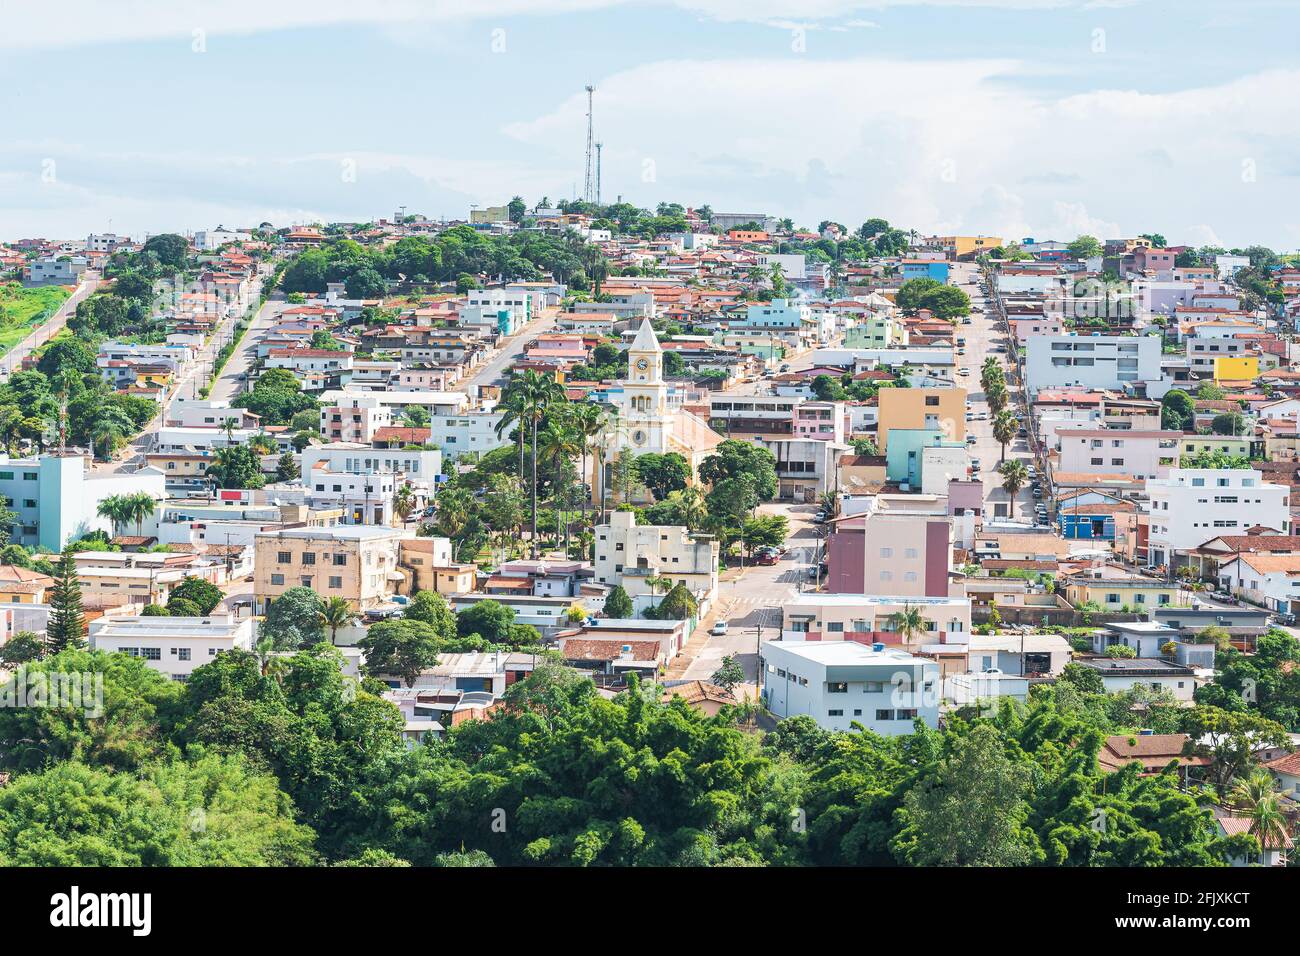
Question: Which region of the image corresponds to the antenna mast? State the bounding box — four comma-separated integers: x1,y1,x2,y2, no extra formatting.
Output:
583,85,596,203
596,142,603,206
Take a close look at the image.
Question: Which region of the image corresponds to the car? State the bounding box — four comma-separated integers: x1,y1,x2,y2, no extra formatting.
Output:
807,567,820,579
812,512,828,523
754,551,779,566
1017,428,1028,438
1032,487,1043,498
961,317,973,325
779,364,790,372
966,435,977,444
709,621,729,636
957,368,971,376
957,348,966,355
971,459,982,472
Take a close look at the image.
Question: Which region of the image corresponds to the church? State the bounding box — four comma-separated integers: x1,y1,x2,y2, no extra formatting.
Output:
599,318,724,496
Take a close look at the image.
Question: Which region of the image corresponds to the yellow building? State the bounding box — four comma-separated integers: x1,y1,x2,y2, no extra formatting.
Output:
254,525,414,614
876,387,967,452
1063,570,1179,611
1213,355,1259,383
398,538,475,596
938,236,1004,260
1180,436,1252,459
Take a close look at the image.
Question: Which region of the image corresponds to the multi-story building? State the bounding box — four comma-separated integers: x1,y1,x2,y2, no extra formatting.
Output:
427,409,508,461
827,494,959,598
319,393,395,444
1025,333,1161,396
24,256,87,286
876,387,966,452
253,525,413,613
594,511,718,609
759,435,850,501
1146,469,1290,569
760,640,940,734
88,613,254,681
1056,429,1182,479
780,592,971,648
0,454,165,552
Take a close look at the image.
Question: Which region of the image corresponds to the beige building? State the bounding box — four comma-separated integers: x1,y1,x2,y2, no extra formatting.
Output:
594,510,718,608
254,525,414,614
780,592,971,649
876,387,967,452
398,537,476,596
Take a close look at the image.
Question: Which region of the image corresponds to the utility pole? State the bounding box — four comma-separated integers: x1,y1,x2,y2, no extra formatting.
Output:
583,85,596,203
595,142,603,206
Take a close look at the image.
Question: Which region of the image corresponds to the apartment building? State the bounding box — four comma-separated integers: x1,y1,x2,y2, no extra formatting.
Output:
89,614,254,681
1146,469,1290,569
760,640,940,734
427,409,508,460
780,592,971,648
1025,333,1160,396
253,525,413,613
827,494,958,598
594,511,718,608
876,387,966,452
1056,429,1181,479
319,393,394,443
760,436,849,501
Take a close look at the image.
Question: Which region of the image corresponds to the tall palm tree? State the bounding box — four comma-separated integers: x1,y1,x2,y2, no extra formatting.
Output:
999,460,1029,515
393,482,417,524
888,603,926,649
126,492,157,537
317,596,356,646
494,383,529,481
570,402,605,525
678,486,708,532
514,370,564,558
985,380,1008,416
992,410,1017,462
1229,771,1290,863
537,421,581,554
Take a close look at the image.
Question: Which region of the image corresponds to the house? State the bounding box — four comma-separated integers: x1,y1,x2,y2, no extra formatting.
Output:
1216,813,1291,867
0,565,54,604
1096,733,1209,782
1061,565,1181,611
660,680,738,716
1216,553,1300,614
760,639,940,734
88,613,254,681
1056,429,1181,480
1074,657,1198,703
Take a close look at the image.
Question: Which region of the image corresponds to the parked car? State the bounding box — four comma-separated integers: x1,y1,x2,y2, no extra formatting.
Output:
710,621,729,636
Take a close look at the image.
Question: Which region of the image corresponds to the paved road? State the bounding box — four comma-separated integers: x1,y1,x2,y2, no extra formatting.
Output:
460,309,558,393
951,262,1036,521
208,290,287,405
678,502,818,686
0,271,101,378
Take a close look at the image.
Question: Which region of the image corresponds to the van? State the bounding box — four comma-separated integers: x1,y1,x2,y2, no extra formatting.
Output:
956,337,966,347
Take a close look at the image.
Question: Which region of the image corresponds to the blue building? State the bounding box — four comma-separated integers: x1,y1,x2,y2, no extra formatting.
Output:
1059,511,1116,541
901,260,951,284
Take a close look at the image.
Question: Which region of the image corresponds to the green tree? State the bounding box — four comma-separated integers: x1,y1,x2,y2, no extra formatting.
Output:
992,410,1017,462
634,452,691,501
999,460,1029,513
261,586,325,649
711,655,745,692
603,585,634,619
45,549,86,653
0,630,44,666
1067,235,1103,259
402,590,458,641
317,596,356,645
168,576,223,615
358,619,442,687
455,600,516,644
275,452,300,482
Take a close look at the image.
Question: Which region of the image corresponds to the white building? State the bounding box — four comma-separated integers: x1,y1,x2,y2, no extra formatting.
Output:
1056,429,1182,479
193,229,252,251
428,409,508,461
594,510,718,610
761,640,940,734
89,614,254,681
1025,333,1161,396
1146,468,1290,568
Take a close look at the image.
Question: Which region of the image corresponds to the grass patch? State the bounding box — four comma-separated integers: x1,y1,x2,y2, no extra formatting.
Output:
0,282,70,356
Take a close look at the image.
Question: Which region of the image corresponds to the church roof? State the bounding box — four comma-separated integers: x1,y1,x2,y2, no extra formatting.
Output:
630,318,662,353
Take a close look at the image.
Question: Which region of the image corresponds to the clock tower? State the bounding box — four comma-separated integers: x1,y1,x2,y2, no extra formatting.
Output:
622,318,667,451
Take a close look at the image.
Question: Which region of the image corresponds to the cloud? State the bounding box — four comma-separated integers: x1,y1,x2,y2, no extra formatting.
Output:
0,0,1135,50
501,58,1300,247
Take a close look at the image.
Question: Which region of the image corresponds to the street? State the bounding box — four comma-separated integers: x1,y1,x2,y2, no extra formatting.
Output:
0,271,101,378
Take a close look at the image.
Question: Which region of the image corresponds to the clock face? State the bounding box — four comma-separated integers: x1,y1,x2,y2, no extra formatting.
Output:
635,358,649,371
633,429,647,446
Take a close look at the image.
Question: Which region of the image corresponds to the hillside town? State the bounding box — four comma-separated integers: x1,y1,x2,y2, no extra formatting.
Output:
0,206,1297,870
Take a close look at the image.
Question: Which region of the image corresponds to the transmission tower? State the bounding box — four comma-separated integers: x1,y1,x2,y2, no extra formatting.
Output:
583,85,596,203
595,142,603,206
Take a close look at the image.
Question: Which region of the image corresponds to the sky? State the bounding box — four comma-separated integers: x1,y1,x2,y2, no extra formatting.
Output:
1,0,1298,249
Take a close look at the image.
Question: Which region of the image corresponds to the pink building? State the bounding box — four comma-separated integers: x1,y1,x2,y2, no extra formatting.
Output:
791,401,846,443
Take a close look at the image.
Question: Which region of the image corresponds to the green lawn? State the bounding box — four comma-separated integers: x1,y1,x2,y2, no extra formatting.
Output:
0,283,71,355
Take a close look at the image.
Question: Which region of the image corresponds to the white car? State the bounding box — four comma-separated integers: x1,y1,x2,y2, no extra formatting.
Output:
957,368,971,376
710,621,729,636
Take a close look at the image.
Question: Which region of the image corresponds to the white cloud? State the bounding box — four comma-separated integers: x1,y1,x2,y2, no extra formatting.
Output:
500,58,1300,247
0,0,1133,50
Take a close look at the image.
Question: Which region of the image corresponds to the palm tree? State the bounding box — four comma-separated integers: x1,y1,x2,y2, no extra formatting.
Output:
992,410,1017,462
432,486,471,539
888,603,926,649
125,492,157,537
494,383,529,481
537,421,581,554
679,486,708,532
317,596,356,645
96,495,131,537
393,482,417,524
514,370,564,558
1229,771,1289,863
999,459,1029,514
570,402,605,525
985,380,1008,416
819,489,841,520
90,407,134,461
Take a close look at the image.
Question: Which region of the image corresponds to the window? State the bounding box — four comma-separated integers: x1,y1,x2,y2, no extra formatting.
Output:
176,648,191,661
827,682,848,693
277,551,291,563
302,552,316,565
875,709,895,721
270,574,285,586
141,647,161,661
826,622,844,632
329,576,343,589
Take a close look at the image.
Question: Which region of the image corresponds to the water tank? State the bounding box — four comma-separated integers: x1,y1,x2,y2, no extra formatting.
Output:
871,642,885,653
1138,728,1154,736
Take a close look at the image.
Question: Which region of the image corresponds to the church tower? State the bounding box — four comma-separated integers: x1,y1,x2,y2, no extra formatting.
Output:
622,318,667,452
